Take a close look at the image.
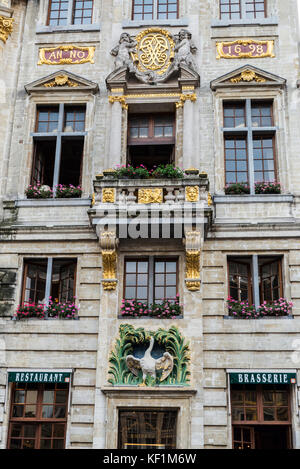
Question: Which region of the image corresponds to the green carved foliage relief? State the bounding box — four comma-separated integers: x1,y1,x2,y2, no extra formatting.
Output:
108,324,190,386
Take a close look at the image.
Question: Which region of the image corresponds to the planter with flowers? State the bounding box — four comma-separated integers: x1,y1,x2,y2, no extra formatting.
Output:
55,185,82,198
151,164,184,179
120,296,183,319
115,165,150,179
15,303,46,320
227,296,293,319
255,181,281,194
46,297,79,319
224,183,250,195
15,298,79,320
25,184,53,199
25,184,82,199
111,164,185,180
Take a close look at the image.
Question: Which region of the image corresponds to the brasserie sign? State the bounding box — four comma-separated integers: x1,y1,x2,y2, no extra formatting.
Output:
230,372,297,385
8,371,71,383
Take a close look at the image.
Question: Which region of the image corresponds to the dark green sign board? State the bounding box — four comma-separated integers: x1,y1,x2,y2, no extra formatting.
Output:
230,372,297,385
8,372,71,384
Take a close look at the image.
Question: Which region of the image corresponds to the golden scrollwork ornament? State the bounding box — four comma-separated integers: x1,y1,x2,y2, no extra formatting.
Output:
133,28,175,77
138,188,163,204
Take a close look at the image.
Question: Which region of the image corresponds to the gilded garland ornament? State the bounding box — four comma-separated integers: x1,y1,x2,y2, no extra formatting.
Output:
108,324,190,386
43,75,79,88
230,70,266,83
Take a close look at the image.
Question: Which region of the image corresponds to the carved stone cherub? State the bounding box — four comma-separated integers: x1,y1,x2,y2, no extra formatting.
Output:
173,29,197,71
110,32,137,71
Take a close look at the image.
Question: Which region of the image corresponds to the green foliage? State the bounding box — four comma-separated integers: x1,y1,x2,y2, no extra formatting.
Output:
155,326,190,385
108,324,190,386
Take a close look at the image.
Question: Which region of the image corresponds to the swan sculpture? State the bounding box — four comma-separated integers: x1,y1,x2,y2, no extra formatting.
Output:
126,336,173,384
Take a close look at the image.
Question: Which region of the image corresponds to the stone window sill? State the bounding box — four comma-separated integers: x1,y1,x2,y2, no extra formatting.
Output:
12,317,80,321
16,198,91,207
214,194,294,204
36,23,101,34
211,17,278,28
118,315,183,320
224,315,294,320
122,18,188,28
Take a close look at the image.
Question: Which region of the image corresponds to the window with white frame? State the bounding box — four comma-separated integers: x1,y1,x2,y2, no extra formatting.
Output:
132,0,178,20
219,0,266,20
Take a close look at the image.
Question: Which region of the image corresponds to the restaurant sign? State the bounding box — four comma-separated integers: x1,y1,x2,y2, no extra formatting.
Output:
230,372,297,385
38,45,95,65
8,371,71,383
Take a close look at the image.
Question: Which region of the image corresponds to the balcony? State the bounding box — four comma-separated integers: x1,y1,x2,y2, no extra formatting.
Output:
88,168,212,240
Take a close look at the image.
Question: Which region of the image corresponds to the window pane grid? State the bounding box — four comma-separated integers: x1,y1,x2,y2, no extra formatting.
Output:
154,259,177,302
220,0,241,19
157,0,178,19
48,0,69,26
231,385,290,424
245,0,266,18
225,137,248,184
8,384,68,449
64,106,86,132
253,136,276,183
124,260,149,302
132,0,154,20
36,107,60,133
73,0,93,25
224,103,246,128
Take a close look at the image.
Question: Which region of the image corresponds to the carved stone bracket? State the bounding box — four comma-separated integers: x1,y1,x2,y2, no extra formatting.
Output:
99,231,118,291
0,15,13,44
184,230,201,291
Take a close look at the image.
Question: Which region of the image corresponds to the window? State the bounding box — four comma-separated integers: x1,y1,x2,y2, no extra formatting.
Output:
228,256,283,306
124,257,178,303
223,100,277,192
118,410,177,449
47,0,93,26
220,0,266,20
231,384,292,449
7,383,69,449
22,258,76,305
127,113,175,167
132,0,178,21
32,104,86,192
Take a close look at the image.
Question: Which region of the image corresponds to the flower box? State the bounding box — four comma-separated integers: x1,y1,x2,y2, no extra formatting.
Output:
227,297,293,319
15,298,79,320
255,181,281,194
25,184,52,199
55,185,82,198
120,297,182,318
109,164,185,180
25,184,82,199
224,183,250,195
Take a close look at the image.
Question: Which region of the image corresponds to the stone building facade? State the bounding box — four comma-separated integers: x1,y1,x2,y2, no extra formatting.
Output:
0,0,300,450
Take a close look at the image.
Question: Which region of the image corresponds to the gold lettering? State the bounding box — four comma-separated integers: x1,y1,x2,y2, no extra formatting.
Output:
77,51,85,59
